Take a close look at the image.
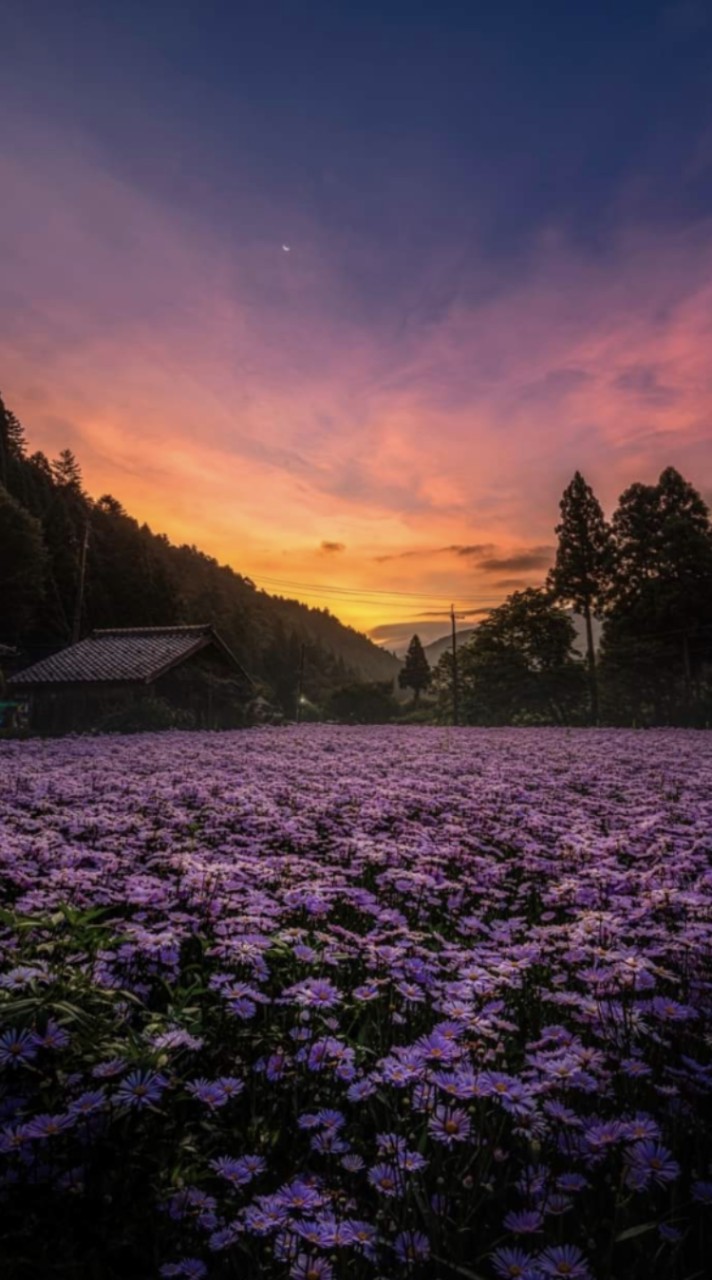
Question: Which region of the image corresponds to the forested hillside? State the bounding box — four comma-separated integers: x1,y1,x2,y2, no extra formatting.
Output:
0,394,400,713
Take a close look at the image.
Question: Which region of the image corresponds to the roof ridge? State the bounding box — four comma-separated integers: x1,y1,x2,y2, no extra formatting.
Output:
91,625,212,637
7,625,255,690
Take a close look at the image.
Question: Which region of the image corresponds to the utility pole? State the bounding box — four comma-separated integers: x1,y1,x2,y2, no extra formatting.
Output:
682,633,692,716
295,642,306,723
71,518,90,645
450,603,459,727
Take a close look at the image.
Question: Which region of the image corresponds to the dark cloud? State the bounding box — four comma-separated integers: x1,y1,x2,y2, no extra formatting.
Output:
446,543,496,557
418,607,492,618
477,545,555,573
373,542,494,563
613,364,679,407
320,540,345,553
373,549,428,563
491,578,532,590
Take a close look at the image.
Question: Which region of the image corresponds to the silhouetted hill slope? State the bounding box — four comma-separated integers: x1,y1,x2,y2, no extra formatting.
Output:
0,392,400,713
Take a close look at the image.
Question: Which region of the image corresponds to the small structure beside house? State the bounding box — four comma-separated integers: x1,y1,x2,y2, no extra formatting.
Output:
8,625,254,734
0,644,26,729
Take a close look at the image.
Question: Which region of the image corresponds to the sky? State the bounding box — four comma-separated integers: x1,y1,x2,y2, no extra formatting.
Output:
2,0,712,648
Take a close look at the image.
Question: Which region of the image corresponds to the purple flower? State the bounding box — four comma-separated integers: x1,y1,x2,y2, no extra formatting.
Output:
0,1028,38,1068
115,1069,167,1108
216,1075,244,1098
0,1122,33,1153
367,1162,404,1197
622,1114,661,1143
315,1108,345,1130
283,978,342,1009
186,1078,229,1109
35,1020,71,1051
211,1154,264,1186
491,1247,540,1279
289,1256,333,1280
311,1130,349,1155
537,1244,591,1278
152,1028,204,1052
428,1105,472,1146
556,1172,588,1194
625,1141,680,1190
503,1209,544,1235
276,1180,325,1213
92,1057,126,1079
394,1229,431,1264
346,1078,377,1101
160,1261,207,1279
68,1089,107,1117
26,1112,75,1139
583,1120,625,1153
649,996,697,1022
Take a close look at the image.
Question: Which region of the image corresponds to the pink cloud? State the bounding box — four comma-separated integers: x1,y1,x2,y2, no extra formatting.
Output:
1,118,711,631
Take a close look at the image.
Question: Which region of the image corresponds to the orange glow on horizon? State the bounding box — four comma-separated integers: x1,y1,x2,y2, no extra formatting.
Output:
2,130,712,646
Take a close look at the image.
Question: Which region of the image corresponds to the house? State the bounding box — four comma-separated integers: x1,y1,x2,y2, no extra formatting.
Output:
8,625,254,733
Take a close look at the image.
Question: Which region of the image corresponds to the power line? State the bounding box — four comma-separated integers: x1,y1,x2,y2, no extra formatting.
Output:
257,576,475,601
259,589,494,615
255,574,501,606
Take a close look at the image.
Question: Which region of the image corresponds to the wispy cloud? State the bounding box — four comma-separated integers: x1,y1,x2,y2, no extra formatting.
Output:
2,113,712,632
476,546,555,574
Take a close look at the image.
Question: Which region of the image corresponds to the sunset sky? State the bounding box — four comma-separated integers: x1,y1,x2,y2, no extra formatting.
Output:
3,1,712,648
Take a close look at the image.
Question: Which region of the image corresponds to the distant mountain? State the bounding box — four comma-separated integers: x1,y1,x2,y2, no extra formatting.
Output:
420,612,602,668
422,629,477,666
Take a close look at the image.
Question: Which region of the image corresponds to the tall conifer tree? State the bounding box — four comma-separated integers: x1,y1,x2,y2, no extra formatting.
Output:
398,634,432,705
548,472,612,724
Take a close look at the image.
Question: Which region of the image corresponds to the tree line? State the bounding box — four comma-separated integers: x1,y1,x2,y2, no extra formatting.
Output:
425,467,712,726
0,393,399,718
3,388,711,728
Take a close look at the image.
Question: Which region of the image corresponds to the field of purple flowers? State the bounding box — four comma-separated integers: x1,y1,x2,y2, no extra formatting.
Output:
0,727,711,1280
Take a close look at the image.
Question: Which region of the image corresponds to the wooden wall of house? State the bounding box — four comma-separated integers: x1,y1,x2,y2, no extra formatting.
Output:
22,645,251,734
27,685,144,734
155,646,251,728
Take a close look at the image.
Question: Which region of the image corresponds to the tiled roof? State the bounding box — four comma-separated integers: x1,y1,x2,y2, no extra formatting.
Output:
9,626,250,688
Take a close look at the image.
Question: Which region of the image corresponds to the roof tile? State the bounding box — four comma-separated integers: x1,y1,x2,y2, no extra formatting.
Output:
8,626,242,688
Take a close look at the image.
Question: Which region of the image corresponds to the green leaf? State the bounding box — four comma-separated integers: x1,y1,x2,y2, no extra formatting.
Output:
615,1221,657,1242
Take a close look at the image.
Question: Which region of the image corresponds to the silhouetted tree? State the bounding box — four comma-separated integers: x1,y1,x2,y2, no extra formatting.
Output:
601,467,712,723
447,589,585,725
398,634,432,705
328,681,399,723
0,395,28,497
51,448,84,493
0,484,46,642
548,472,612,723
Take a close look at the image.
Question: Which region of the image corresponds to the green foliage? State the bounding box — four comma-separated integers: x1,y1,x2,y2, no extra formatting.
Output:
328,680,399,723
438,589,586,725
398,634,432,704
548,471,613,722
549,472,613,615
600,467,712,725
96,697,198,734
0,483,46,643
